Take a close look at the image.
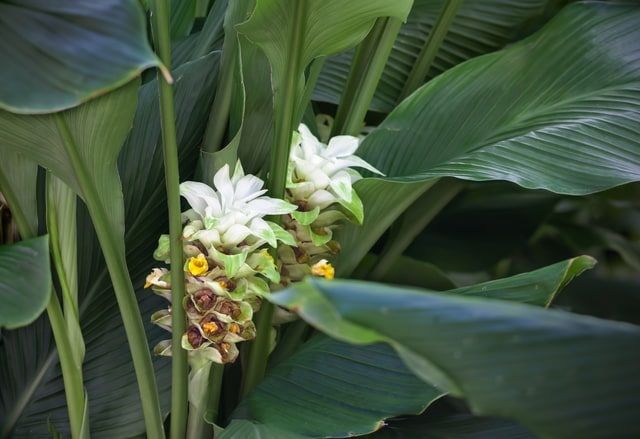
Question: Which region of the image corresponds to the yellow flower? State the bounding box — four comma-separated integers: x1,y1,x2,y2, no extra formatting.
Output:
187,253,209,276
311,259,335,280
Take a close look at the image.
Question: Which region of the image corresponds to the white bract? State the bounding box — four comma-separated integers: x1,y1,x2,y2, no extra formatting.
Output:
179,161,296,250
287,124,383,218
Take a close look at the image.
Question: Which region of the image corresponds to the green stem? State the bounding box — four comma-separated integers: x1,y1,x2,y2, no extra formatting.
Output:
201,32,237,152
331,18,387,136
185,363,222,439
46,295,86,439
368,179,464,281
54,114,165,439
46,176,81,329
343,18,402,136
0,176,85,439
334,17,402,136
399,0,463,100
294,56,326,125
150,1,189,438
241,0,307,397
207,364,225,427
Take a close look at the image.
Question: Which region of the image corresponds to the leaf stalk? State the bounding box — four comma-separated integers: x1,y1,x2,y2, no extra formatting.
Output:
150,0,190,437
54,114,166,439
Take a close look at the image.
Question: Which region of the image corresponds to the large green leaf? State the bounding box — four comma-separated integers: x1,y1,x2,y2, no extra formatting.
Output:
447,256,595,307
0,0,158,114
0,80,138,257
0,236,51,329
334,2,640,275
314,0,563,113
237,0,413,112
359,2,640,194
218,420,305,439
270,277,640,438
235,336,441,437
234,258,589,437
0,52,220,437
367,412,535,439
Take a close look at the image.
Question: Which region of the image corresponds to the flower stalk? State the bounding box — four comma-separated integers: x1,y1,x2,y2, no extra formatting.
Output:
150,1,190,437
241,0,308,397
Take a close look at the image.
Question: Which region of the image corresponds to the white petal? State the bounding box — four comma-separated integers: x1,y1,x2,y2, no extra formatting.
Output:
192,229,221,247
326,135,359,158
287,181,315,200
213,164,234,210
234,174,266,203
298,124,321,159
246,197,297,215
222,224,252,246
203,196,223,218
180,181,217,218
334,155,385,175
294,158,331,189
307,189,337,209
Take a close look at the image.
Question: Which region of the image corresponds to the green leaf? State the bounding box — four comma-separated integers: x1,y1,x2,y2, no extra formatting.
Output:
368,412,535,439
218,420,306,439
0,80,139,256
270,277,640,438
233,35,275,174
314,0,564,112
449,256,595,307
359,2,640,195
336,2,640,275
0,0,159,114
236,0,414,117
235,335,441,437
0,52,221,437
171,0,197,39
0,236,51,329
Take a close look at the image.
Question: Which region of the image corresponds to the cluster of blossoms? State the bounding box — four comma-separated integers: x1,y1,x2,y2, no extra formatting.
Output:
278,123,383,284
146,121,382,365
146,162,296,364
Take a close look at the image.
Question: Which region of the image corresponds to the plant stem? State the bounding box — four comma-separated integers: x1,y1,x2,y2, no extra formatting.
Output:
241,0,307,397
54,114,166,439
294,56,326,125
207,364,225,426
150,1,189,438
201,30,237,152
368,179,464,281
331,17,402,136
0,175,86,439
46,294,86,439
399,0,463,100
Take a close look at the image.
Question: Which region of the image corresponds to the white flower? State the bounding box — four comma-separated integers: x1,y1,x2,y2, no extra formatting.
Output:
179,161,296,249
288,124,383,212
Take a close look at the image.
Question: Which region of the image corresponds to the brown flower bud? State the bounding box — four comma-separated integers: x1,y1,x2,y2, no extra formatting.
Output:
186,326,203,348
194,289,216,310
